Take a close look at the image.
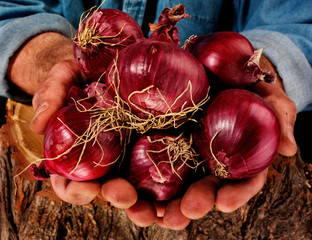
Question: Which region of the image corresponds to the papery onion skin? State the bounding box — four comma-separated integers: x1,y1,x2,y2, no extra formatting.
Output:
185,31,276,88
193,89,281,179
105,40,209,119
126,133,194,201
30,103,123,181
148,4,190,45
67,82,116,108
105,4,209,119
73,8,144,81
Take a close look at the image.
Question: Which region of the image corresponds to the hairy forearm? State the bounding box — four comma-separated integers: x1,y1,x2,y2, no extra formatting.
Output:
6,32,74,96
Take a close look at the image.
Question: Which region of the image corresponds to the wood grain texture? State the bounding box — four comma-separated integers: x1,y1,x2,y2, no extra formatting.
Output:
1,100,311,239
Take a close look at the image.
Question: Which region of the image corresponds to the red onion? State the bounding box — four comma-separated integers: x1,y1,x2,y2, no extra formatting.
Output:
193,89,281,179
126,133,198,201
73,8,144,81
105,5,209,125
67,82,117,109
184,31,276,88
30,98,125,181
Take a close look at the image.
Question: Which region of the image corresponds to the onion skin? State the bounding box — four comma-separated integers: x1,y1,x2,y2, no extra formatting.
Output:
185,32,276,88
73,8,144,81
126,133,195,201
193,89,281,179
149,4,190,45
105,40,209,119
105,4,208,120
67,82,116,109
30,103,123,181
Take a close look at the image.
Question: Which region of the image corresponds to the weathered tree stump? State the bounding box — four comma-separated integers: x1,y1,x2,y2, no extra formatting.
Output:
1,99,311,239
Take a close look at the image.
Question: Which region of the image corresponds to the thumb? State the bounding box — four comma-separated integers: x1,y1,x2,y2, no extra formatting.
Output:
278,115,297,157
31,60,82,134
271,94,297,157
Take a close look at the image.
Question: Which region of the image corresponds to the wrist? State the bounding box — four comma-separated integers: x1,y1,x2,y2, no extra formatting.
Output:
7,32,75,95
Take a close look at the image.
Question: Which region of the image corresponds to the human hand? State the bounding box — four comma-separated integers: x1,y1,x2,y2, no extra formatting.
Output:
36,56,296,231
6,32,138,210
15,33,297,230
124,170,267,230
251,55,297,157
30,58,139,209
125,54,298,230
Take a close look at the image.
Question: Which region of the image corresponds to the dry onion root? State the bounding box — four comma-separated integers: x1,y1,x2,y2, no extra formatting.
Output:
126,132,201,201
105,56,210,134
30,84,131,181
72,4,144,81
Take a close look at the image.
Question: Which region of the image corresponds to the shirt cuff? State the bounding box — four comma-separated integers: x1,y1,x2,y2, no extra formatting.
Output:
0,13,73,103
242,29,312,113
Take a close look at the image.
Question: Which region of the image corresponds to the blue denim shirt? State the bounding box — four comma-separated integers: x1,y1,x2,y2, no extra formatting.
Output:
0,0,311,112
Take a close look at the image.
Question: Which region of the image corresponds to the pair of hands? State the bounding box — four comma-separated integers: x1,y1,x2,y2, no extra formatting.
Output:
9,33,297,230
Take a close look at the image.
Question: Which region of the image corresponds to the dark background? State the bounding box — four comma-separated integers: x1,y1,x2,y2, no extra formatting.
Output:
0,97,6,125
294,110,312,163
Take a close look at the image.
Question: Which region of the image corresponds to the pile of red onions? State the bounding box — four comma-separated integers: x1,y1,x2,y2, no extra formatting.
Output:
126,133,197,201
185,31,276,88
73,8,144,81
193,89,281,179
30,4,282,201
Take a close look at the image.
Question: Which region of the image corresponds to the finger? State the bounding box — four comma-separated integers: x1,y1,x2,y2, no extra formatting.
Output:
101,178,137,209
155,217,167,229
125,199,156,227
163,198,191,230
153,202,169,228
180,175,221,219
50,174,101,205
31,60,82,134
274,101,297,156
215,169,267,212
251,78,297,157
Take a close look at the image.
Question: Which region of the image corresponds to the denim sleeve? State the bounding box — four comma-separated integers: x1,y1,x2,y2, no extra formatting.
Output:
235,0,312,113
242,30,312,113
0,13,72,103
0,0,83,102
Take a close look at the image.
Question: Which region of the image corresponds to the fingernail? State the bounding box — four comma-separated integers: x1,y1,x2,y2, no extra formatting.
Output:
32,102,49,121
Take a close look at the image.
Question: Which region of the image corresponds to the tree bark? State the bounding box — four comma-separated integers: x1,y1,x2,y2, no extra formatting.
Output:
1,99,311,240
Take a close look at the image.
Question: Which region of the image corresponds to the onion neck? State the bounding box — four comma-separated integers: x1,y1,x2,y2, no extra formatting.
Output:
244,48,277,84
149,4,190,44
30,161,50,180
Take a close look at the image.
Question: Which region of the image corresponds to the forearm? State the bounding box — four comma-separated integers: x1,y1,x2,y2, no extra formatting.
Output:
6,32,74,96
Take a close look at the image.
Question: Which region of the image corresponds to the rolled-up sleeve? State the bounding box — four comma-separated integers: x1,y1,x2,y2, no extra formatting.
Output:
242,29,312,113
0,0,80,102
236,0,312,113
0,13,72,102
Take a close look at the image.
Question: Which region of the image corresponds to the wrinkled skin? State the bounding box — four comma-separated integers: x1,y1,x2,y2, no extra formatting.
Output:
7,32,297,230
